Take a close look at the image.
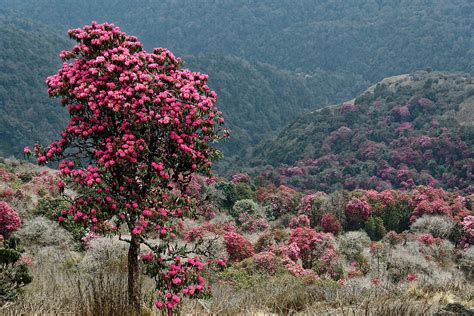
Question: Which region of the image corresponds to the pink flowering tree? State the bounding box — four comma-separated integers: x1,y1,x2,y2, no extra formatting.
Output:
26,22,226,312
0,202,21,237
345,197,372,229
223,232,255,262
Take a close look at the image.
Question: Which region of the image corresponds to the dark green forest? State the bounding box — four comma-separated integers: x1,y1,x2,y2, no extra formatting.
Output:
2,0,473,81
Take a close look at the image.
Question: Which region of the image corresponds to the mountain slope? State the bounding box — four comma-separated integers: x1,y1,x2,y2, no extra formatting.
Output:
185,55,367,157
0,15,367,158
1,0,472,82
0,14,70,156
253,71,474,193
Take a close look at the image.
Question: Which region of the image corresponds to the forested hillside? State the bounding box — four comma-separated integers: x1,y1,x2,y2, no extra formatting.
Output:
253,71,474,193
186,55,366,156
0,15,366,157
2,0,473,81
0,14,69,156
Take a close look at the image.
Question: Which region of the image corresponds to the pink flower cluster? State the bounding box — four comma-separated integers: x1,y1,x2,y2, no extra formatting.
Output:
0,202,21,236
320,213,342,234
460,215,474,248
149,256,210,314
238,213,269,233
418,233,440,246
288,214,311,229
223,232,255,262
345,197,372,224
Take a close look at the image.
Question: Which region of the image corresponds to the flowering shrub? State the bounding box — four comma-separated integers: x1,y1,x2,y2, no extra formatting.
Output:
288,214,310,229
238,212,269,233
26,22,226,311
282,256,318,281
231,173,250,184
144,256,215,312
288,227,334,269
320,213,342,234
223,232,254,262
264,186,299,219
0,202,21,236
252,251,278,275
184,222,235,242
345,197,372,229
409,186,470,223
460,215,474,248
418,233,439,246
0,211,32,305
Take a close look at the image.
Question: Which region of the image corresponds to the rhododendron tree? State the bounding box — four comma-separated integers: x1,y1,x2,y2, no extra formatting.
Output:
0,202,21,237
320,213,342,234
460,215,474,248
223,232,254,262
345,197,372,229
287,227,334,269
288,214,310,229
26,22,226,312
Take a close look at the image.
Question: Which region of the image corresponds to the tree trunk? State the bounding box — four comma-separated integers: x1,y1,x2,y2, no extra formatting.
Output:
128,233,142,312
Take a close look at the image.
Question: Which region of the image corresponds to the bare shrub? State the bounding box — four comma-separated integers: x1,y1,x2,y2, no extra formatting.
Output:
14,217,75,251
411,215,456,239
337,231,370,261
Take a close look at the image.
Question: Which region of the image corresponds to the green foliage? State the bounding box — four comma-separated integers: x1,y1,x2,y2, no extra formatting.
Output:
231,199,259,219
0,14,69,157
364,216,386,241
0,237,32,305
215,182,256,209
2,0,472,82
377,202,411,233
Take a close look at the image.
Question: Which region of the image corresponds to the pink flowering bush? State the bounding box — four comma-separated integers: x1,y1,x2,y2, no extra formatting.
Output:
460,215,474,248
320,213,342,234
264,185,299,219
0,202,21,236
231,173,250,184
345,197,372,229
409,186,470,223
418,233,439,246
143,255,220,312
184,222,235,242
252,251,278,275
287,227,335,269
224,232,255,262
238,212,269,233
288,214,310,229
25,22,226,311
